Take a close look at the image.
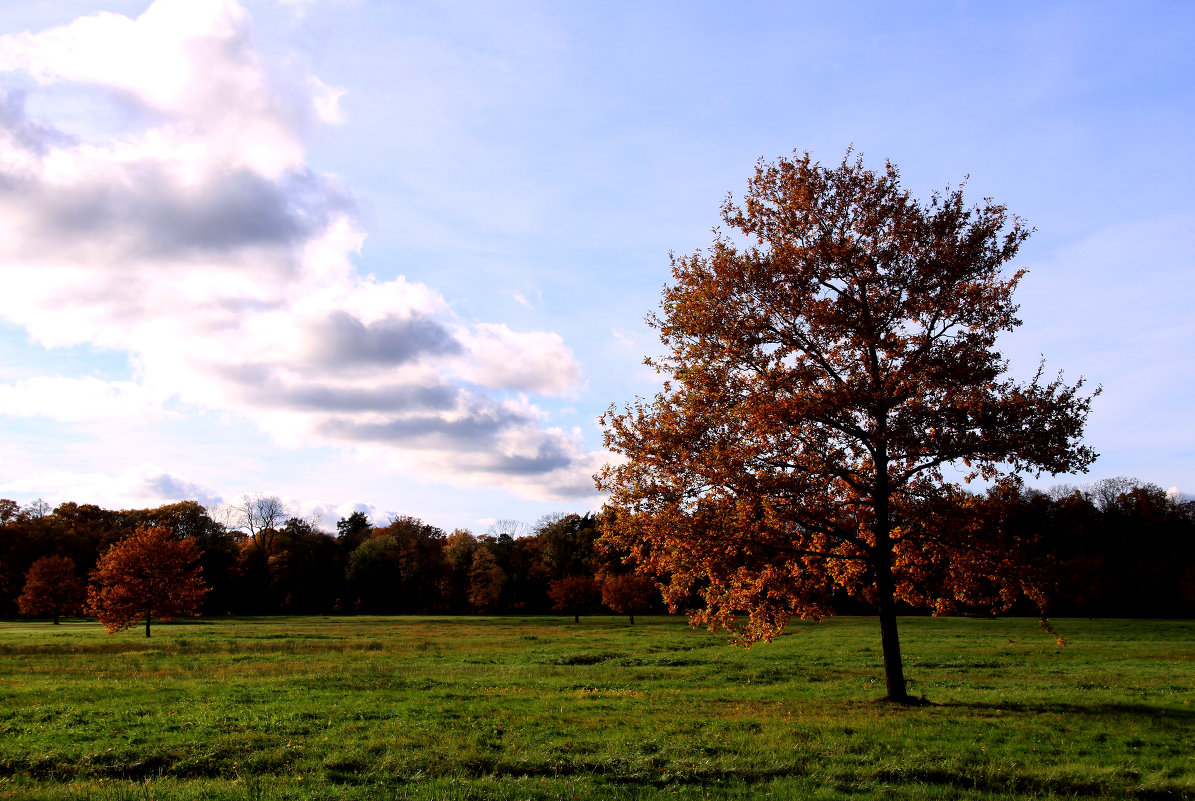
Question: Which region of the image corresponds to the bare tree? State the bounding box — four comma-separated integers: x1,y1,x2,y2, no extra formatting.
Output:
532,512,569,533
486,519,527,539
26,499,52,519
221,494,289,558
1088,477,1141,513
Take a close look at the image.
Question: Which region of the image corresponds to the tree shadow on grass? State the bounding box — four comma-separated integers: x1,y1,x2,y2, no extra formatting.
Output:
8,749,1189,800
934,699,1195,724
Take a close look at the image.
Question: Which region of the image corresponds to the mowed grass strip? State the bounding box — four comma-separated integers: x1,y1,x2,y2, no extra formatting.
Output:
0,616,1191,800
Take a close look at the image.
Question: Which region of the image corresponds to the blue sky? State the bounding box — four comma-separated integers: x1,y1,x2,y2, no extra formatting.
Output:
0,1,1191,532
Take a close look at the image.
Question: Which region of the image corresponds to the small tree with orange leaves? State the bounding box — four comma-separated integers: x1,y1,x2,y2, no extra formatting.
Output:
599,151,1098,703
88,526,208,638
600,573,655,624
548,575,600,624
18,555,85,624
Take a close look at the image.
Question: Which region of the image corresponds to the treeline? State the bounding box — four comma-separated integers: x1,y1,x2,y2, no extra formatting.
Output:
0,500,656,620
980,478,1195,617
1,476,1193,621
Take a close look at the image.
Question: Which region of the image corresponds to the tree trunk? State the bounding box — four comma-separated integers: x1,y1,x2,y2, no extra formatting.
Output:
573,613,579,624
874,463,911,703
629,613,635,625
145,610,152,638
875,562,909,703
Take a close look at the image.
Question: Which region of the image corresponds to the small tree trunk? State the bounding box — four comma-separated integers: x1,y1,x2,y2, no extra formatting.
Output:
573,613,579,624
53,613,60,625
629,613,635,625
145,610,152,638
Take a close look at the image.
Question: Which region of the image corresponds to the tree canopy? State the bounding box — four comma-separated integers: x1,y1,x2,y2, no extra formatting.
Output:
598,151,1099,703
87,526,208,637
17,555,84,624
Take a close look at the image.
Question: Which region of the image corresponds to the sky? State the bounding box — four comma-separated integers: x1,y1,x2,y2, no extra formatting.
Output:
0,0,1191,533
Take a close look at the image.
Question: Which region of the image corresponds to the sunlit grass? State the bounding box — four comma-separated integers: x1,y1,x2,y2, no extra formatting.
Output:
1,616,1192,799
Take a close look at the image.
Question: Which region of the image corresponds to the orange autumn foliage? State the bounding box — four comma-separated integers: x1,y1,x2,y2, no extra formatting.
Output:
547,574,600,623
87,526,208,638
600,573,655,624
598,151,1098,703
17,555,85,624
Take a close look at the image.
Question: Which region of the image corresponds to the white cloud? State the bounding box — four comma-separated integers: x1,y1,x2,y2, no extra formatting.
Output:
292,499,376,530
0,464,223,509
335,500,375,521
0,376,169,422
454,323,582,396
0,0,307,176
275,0,319,18
309,75,345,124
0,0,603,502
611,327,639,349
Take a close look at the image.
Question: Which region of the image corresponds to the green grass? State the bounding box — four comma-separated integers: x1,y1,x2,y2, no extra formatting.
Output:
0,615,1191,799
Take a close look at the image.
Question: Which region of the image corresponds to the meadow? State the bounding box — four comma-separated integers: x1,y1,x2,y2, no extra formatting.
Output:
0,615,1191,800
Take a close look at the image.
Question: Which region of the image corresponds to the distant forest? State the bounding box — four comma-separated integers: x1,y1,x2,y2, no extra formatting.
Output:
2,476,1193,621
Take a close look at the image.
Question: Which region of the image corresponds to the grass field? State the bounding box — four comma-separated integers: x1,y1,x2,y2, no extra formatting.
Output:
0,615,1191,800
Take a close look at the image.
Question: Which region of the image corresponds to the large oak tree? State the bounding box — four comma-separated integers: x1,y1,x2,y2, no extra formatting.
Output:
598,151,1098,703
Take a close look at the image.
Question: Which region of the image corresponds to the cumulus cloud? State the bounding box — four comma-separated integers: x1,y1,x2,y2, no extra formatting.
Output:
309,311,462,369
0,0,599,501
0,464,224,509
0,0,312,175
455,323,583,396
0,376,168,422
